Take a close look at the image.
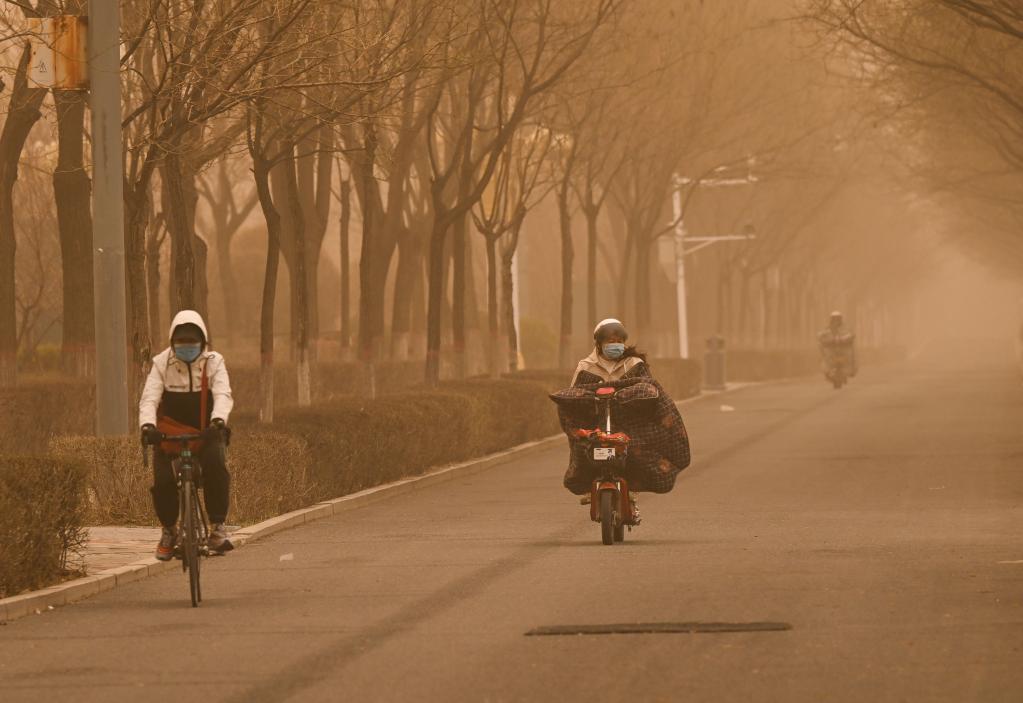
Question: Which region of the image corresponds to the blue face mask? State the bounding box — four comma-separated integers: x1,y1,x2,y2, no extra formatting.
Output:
173,343,202,363
602,343,626,360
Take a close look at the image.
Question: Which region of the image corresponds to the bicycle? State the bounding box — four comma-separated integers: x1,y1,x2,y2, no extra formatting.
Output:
144,432,211,607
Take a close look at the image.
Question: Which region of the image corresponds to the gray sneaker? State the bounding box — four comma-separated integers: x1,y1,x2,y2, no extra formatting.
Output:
207,524,234,554
155,527,177,561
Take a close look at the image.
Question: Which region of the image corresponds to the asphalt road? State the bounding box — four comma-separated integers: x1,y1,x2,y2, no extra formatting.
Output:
3,348,1022,702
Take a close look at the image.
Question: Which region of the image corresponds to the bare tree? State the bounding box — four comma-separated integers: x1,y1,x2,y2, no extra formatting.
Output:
423,0,619,385
0,3,47,386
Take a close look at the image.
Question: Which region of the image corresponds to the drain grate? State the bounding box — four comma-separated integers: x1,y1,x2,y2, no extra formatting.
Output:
525,621,792,636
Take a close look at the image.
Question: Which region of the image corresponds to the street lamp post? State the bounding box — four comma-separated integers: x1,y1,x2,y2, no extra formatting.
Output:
89,0,130,435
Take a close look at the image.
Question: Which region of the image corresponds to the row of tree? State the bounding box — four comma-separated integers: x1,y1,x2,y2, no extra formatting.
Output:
1,0,949,422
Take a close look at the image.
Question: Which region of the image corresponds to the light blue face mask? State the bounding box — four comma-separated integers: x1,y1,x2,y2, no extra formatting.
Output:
602,343,626,360
173,343,202,363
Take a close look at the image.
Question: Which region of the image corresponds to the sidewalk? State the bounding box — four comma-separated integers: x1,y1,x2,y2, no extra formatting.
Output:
80,527,162,573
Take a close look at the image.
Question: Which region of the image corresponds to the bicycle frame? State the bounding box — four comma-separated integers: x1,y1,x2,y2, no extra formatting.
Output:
145,432,211,606
172,441,210,559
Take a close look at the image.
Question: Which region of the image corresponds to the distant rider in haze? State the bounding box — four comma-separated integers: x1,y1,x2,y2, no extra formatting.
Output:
139,310,235,561
818,310,857,378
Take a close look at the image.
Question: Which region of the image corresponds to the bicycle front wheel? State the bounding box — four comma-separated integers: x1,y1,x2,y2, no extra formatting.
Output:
182,480,201,607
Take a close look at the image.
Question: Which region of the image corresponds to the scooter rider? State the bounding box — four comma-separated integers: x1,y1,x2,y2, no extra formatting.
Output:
571,318,645,386
817,310,857,377
562,318,692,521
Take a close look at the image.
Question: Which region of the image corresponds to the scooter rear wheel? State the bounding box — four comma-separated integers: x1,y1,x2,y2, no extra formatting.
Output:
613,523,625,542
599,491,615,545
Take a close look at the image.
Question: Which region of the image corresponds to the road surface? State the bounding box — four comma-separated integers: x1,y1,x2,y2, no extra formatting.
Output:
2,348,1022,702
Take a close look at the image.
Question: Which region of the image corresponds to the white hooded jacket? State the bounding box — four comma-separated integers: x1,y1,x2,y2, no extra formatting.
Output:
138,310,234,428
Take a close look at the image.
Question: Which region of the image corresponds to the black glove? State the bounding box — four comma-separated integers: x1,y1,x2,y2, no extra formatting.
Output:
203,418,227,442
141,424,162,446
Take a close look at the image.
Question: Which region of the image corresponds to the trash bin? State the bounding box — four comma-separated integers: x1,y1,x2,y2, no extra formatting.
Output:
704,335,726,390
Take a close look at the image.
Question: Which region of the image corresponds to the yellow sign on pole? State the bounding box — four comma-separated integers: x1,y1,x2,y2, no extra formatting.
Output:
28,16,89,90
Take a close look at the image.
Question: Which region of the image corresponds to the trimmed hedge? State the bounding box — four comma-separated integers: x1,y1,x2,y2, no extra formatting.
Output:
229,360,424,409
0,378,94,453
234,377,559,499
49,430,312,527
0,456,88,598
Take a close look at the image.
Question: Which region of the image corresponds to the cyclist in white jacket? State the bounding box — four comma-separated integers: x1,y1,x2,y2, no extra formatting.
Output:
139,310,234,560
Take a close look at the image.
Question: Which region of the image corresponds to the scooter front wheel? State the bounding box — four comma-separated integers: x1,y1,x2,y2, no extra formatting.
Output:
613,522,625,542
599,491,615,545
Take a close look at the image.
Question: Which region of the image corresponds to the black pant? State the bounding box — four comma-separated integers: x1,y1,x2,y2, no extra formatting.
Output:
151,438,230,528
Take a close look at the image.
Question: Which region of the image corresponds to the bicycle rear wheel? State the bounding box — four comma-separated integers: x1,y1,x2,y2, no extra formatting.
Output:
182,480,201,607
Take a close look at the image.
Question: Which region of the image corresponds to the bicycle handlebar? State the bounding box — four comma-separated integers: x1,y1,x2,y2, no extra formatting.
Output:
142,431,216,468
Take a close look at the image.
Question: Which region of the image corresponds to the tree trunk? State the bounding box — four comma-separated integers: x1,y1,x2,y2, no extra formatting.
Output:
411,253,427,359
0,45,46,386
485,234,501,377
163,152,204,316
124,188,153,387
213,221,240,348
425,207,451,386
633,235,652,341
584,203,598,330
295,126,334,354
452,210,467,379
146,218,163,346
252,155,281,423
53,89,95,377
501,220,523,374
557,189,574,370
356,126,381,365
390,227,421,361
281,148,311,407
338,177,352,359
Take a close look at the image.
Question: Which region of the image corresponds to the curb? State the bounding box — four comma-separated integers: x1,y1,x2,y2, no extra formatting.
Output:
0,384,742,624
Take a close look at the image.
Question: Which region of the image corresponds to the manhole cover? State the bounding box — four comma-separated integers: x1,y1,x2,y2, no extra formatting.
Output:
525,622,792,636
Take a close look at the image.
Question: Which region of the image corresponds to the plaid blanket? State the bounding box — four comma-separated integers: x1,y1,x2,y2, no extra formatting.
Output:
549,363,691,494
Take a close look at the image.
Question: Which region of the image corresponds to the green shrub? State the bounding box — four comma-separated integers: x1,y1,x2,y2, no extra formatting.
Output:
0,456,88,598
49,431,312,527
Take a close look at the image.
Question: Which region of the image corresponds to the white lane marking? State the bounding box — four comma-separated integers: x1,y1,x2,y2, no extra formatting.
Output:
279,553,294,562
997,560,1023,565
720,404,736,412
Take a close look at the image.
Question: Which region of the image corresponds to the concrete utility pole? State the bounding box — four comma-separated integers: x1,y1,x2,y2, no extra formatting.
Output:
89,0,130,435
